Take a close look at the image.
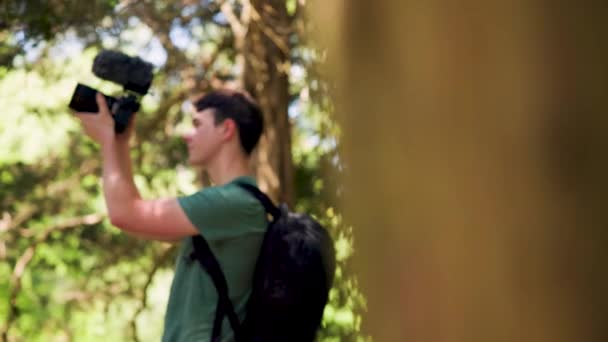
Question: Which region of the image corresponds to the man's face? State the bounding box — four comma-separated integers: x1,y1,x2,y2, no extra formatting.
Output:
183,109,224,166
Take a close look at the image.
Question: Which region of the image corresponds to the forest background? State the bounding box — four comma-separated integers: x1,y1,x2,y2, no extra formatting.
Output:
0,1,366,341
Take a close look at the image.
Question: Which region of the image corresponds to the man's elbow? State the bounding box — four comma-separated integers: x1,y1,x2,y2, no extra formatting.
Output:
109,212,131,230
108,200,141,230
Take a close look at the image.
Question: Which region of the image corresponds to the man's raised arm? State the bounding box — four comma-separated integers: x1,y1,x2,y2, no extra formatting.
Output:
75,93,198,241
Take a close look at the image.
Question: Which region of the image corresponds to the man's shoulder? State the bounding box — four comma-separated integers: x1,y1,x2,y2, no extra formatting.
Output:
185,177,260,211
215,176,257,199
176,177,265,238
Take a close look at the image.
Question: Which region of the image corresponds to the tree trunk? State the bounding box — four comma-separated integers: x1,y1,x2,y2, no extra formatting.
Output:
319,0,608,341
241,0,294,206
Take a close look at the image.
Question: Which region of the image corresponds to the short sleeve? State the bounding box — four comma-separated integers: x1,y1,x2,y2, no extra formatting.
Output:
177,185,262,241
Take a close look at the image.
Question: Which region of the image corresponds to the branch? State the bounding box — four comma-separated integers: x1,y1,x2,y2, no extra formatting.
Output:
45,158,99,197
129,245,176,341
1,158,99,239
0,205,36,233
188,35,234,92
245,0,290,55
240,0,253,30
220,0,246,42
2,213,104,340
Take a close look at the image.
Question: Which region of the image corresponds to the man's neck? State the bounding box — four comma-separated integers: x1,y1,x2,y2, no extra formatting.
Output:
206,151,252,186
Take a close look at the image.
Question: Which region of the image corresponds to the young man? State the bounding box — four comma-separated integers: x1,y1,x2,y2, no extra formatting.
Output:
75,89,267,341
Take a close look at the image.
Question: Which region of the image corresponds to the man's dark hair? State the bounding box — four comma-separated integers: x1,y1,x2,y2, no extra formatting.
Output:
193,89,264,155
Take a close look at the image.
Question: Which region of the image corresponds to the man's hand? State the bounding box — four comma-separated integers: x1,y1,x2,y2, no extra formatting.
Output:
74,93,136,146
74,93,115,145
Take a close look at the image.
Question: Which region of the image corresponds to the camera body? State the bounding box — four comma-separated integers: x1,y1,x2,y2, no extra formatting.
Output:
68,50,154,133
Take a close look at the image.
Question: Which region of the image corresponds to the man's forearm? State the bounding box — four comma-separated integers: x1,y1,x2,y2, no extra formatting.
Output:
98,139,192,242
101,140,141,224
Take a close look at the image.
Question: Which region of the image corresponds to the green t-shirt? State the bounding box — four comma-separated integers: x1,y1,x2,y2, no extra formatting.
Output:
162,176,267,342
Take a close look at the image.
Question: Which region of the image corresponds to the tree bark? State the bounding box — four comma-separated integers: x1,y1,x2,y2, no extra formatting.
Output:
241,0,294,206
319,0,608,341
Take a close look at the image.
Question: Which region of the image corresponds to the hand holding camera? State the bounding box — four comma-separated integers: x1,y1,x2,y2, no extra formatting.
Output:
74,92,118,144
69,50,154,136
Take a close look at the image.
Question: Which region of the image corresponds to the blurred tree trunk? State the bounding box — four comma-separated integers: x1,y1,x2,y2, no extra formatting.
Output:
241,0,294,205
315,0,608,341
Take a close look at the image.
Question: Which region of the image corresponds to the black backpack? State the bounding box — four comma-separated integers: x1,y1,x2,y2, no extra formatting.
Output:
190,182,336,342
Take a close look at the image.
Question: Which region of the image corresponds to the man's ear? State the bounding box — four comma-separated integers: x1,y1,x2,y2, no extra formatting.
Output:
221,119,237,141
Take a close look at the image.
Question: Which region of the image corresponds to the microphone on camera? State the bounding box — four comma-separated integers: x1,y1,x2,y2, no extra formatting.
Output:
92,50,154,95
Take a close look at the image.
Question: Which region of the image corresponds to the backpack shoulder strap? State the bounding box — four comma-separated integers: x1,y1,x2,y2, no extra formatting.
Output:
234,182,281,219
191,235,241,342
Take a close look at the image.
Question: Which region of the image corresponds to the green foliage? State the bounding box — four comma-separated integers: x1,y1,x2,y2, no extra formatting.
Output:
290,49,368,340
0,0,115,66
0,44,178,341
